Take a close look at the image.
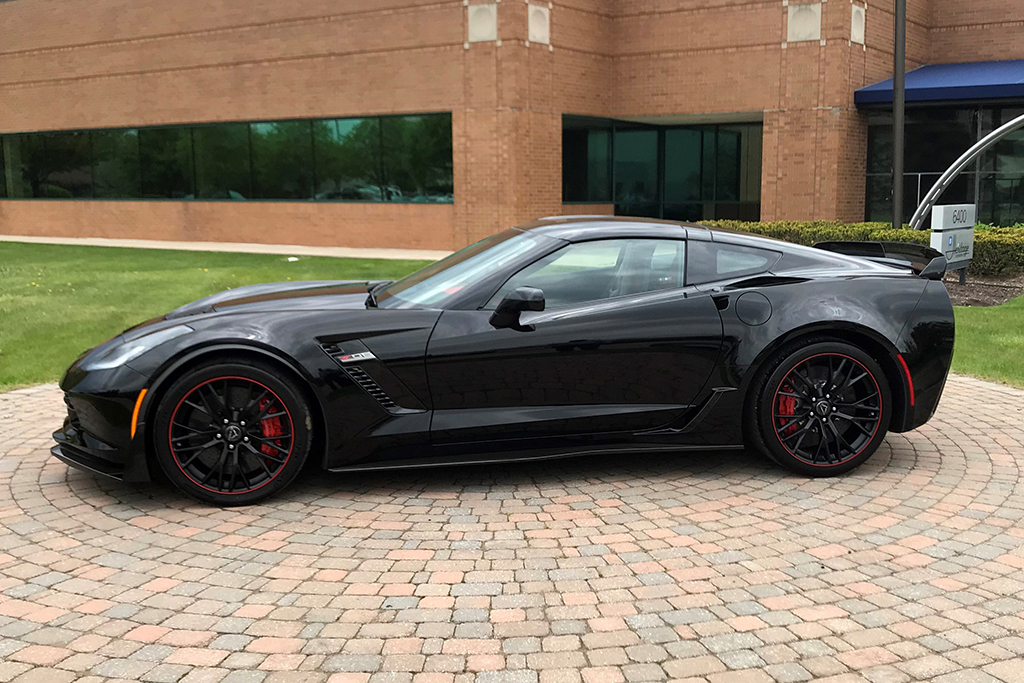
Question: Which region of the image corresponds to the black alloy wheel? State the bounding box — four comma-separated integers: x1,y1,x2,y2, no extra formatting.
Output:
153,360,312,505
750,340,892,476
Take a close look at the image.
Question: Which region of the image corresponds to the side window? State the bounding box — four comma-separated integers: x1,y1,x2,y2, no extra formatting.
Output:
649,241,685,289
613,239,685,297
686,241,781,285
486,239,686,309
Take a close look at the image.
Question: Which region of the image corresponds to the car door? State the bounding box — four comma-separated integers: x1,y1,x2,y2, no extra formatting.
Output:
425,237,724,450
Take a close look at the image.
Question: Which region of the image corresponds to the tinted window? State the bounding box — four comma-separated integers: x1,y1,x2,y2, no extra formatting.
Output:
314,118,384,201
614,129,659,217
715,128,741,202
3,132,91,198
3,134,43,198
0,140,6,199
92,129,141,198
648,241,685,289
42,132,92,198
562,116,612,202
489,239,686,309
251,121,314,200
382,115,454,203
867,108,980,223
140,128,194,198
687,241,780,285
664,129,701,203
565,117,762,221
978,107,1024,225
193,123,251,199
0,114,454,203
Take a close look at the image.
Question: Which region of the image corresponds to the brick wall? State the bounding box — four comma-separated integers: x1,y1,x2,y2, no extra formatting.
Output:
930,0,1024,63
0,0,1019,249
607,0,873,222
0,201,456,250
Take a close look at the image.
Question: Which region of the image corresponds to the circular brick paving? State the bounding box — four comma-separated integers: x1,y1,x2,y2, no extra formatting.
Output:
1,376,1023,683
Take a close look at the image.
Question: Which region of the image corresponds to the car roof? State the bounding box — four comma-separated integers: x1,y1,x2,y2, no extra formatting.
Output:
518,215,708,241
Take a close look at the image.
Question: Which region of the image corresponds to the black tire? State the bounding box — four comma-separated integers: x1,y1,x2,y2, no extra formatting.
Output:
747,340,892,477
152,359,312,506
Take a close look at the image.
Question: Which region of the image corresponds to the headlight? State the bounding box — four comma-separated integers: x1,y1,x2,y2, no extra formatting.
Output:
82,325,193,371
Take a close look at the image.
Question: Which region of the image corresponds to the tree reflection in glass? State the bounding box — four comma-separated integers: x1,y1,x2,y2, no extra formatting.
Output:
313,118,385,201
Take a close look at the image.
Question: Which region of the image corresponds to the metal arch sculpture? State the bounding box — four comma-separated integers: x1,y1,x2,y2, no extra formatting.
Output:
910,111,1024,231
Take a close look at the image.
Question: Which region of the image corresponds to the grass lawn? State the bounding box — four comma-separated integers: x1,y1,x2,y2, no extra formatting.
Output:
1,241,1023,391
951,294,1024,389
0,242,430,392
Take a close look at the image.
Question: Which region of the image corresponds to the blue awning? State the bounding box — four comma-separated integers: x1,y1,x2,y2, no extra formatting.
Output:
855,59,1024,106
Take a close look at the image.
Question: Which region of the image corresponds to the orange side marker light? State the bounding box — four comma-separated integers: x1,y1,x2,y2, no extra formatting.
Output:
131,388,148,439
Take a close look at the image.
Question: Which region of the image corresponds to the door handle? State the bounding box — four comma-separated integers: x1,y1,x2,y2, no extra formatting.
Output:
712,295,730,311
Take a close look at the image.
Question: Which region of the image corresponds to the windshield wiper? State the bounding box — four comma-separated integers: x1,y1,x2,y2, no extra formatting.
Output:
365,281,392,308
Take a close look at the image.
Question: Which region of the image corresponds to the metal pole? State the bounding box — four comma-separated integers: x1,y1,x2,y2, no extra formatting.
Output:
974,111,983,214
892,0,907,230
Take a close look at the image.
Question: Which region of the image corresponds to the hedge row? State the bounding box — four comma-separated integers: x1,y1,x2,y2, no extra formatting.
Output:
701,221,1024,278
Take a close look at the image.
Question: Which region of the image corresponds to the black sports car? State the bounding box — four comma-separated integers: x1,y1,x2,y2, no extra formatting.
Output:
53,217,955,505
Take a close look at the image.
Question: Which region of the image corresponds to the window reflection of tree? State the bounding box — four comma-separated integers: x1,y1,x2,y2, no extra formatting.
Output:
314,118,385,201
383,115,454,203
251,121,314,200
0,113,454,204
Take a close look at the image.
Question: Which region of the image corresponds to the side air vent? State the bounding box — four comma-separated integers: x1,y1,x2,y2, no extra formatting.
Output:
320,342,399,411
344,366,399,410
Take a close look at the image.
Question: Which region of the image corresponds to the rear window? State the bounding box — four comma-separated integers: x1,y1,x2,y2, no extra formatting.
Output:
687,241,781,285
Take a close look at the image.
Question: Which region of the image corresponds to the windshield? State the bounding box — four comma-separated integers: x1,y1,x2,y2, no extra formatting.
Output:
377,230,547,309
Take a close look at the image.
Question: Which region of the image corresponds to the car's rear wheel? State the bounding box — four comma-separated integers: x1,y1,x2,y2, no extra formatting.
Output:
749,340,892,476
152,359,312,506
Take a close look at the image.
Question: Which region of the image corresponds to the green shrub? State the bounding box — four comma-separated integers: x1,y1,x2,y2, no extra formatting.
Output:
702,220,1024,277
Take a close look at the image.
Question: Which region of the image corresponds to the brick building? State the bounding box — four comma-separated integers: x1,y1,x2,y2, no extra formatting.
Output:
1,0,1022,251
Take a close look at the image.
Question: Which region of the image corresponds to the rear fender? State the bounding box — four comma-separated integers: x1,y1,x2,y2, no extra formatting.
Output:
893,279,955,431
701,277,927,442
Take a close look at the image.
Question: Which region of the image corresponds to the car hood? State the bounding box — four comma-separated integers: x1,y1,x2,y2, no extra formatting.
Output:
164,280,381,320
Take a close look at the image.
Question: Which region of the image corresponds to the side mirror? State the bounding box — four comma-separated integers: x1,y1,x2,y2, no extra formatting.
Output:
489,286,545,331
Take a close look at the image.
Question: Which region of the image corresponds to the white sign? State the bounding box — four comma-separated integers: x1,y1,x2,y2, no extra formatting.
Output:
930,204,976,269
930,227,975,266
931,204,976,231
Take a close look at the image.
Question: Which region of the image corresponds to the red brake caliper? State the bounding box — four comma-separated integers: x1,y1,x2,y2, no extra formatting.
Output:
259,398,284,458
778,384,798,435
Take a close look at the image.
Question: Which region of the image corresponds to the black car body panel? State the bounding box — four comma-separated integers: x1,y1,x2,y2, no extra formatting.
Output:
52,217,956,485
424,285,724,447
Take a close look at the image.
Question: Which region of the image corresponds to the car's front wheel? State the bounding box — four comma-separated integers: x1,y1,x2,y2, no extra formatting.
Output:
152,359,312,506
749,340,892,476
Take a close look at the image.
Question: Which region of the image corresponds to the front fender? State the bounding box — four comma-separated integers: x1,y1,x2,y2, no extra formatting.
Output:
124,307,441,480
127,338,344,483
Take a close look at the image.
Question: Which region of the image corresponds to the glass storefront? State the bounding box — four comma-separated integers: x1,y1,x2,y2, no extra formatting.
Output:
563,115,762,221
613,128,659,218
866,106,1024,225
0,113,454,203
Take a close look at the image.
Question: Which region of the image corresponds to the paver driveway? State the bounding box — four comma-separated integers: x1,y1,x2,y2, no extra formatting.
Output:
1,376,1023,683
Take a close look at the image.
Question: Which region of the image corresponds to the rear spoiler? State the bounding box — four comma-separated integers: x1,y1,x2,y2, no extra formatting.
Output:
813,241,947,281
